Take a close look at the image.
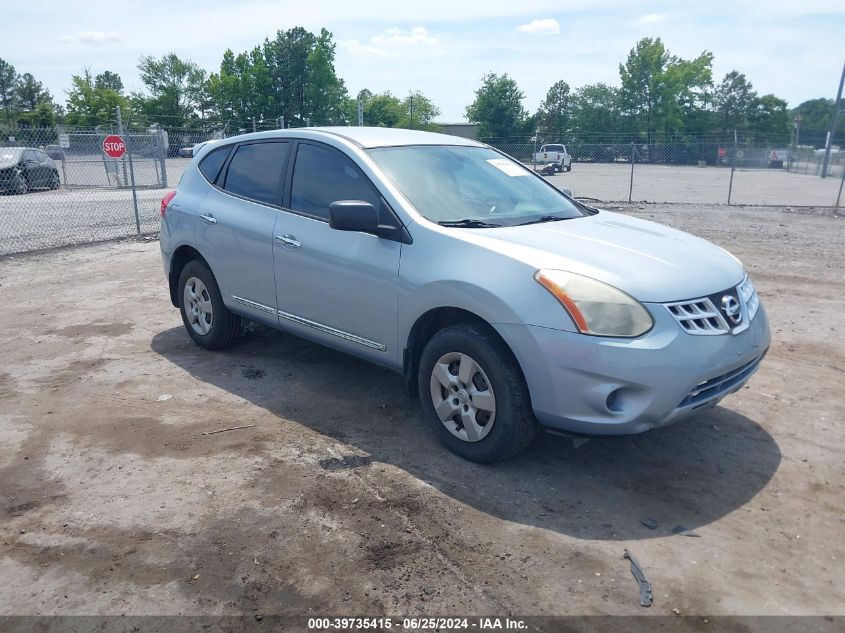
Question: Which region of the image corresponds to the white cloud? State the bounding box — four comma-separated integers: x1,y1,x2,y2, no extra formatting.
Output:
60,30,122,45
638,13,667,24
371,26,438,46
516,18,560,35
339,40,392,58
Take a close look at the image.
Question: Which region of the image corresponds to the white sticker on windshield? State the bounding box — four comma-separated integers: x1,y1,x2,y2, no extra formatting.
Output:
486,158,529,177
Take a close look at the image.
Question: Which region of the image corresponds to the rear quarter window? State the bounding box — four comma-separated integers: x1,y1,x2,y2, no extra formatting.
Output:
198,146,232,184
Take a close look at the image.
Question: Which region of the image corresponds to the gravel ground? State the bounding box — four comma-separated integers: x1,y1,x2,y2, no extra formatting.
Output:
0,204,843,623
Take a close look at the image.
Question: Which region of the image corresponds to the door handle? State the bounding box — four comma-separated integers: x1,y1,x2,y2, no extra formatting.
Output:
275,234,301,248
199,213,217,224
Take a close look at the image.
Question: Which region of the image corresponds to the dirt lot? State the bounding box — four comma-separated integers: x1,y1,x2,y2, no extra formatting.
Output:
0,204,843,623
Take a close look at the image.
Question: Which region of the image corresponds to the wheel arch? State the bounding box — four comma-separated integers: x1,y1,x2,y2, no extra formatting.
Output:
168,245,210,307
402,306,527,400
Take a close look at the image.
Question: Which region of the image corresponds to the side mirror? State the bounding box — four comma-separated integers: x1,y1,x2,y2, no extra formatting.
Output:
329,200,378,233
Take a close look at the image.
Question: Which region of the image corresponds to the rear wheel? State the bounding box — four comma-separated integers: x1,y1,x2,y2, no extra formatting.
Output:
418,323,537,462
177,260,240,350
49,171,60,190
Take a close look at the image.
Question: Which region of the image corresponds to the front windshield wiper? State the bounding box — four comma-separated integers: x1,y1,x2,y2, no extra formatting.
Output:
514,214,571,226
438,218,502,228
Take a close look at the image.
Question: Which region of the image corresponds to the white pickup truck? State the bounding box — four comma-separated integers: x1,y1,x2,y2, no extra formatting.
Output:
533,144,572,172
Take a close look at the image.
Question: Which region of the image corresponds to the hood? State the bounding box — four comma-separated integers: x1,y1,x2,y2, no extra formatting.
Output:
461,210,744,302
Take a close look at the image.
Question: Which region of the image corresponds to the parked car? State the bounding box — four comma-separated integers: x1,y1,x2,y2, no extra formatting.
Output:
44,144,66,161
533,143,572,172
0,147,61,194
159,128,770,462
178,146,195,158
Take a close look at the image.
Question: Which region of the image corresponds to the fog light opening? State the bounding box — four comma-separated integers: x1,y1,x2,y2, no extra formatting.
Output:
605,388,625,414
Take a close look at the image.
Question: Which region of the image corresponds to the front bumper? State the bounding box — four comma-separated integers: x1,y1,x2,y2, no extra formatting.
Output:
496,303,771,435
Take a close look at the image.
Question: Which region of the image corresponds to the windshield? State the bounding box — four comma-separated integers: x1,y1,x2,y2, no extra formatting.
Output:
368,145,585,227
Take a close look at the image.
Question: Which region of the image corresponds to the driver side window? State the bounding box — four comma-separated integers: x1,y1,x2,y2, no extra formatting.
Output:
290,143,381,220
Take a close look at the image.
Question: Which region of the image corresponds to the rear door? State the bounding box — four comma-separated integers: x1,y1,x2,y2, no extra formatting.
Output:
195,140,292,325
272,141,402,367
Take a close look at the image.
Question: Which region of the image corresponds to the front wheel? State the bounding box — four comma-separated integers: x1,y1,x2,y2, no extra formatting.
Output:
50,171,61,190
14,172,28,195
418,323,538,462
177,259,241,350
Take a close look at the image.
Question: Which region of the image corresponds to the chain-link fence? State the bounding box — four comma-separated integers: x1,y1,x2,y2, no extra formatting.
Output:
483,137,845,208
2,122,845,256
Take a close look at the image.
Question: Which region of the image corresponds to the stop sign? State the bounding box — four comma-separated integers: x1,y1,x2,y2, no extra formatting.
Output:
103,135,126,158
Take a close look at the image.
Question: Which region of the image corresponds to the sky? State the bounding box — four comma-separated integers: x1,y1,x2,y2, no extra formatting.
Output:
2,0,843,123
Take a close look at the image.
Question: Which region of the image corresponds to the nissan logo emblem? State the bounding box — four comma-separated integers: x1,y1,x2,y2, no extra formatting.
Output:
721,295,742,325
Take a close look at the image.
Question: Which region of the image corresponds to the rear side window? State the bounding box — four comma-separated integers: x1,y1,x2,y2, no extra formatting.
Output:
198,146,231,183
290,143,380,220
222,142,290,206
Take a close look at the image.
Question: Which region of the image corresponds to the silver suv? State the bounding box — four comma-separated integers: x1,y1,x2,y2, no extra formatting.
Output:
160,127,770,462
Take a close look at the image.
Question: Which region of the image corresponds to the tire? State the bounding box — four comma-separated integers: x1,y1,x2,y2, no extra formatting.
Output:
14,172,28,195
417,323,538,463
177,259,241,350
565,164,572,172
50,171,60,190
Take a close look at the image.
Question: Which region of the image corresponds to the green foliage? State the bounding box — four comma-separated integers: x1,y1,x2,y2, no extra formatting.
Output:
535,80,571,140
137,53,207,127
15,73,52,111
465,73,528,138
94,71,124,94
793,98,834,135
0,58,18,126
570,83,621,138
64,69,130,127
747,94,790,142
618,37,714,140
714,71,757,132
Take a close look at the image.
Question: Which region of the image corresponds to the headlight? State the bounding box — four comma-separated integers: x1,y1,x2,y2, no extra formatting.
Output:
534,269,653,337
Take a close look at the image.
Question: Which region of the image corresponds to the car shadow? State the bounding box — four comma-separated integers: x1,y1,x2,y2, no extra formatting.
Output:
150,325,781,541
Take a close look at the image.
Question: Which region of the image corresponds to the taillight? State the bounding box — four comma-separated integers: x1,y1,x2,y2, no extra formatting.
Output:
160,190,176,217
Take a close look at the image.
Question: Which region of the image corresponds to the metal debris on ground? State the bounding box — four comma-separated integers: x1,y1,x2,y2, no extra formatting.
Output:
201,424,257,436
623,548,654,608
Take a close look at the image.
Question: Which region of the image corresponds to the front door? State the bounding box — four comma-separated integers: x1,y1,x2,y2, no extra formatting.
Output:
272,141,402,368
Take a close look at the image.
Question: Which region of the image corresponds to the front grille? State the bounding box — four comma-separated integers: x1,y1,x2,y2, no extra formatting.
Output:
665,298,728,335
666,276,760,336
679,352,766,408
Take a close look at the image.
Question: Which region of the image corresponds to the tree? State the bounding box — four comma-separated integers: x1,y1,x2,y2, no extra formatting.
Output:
570,83,620,138
535,80,571,140
618,38,713,141
793,98,834,146
465,73,528,138
304,29,349,125
137,53,207,126
95,71,124,94
748,94,790,143
65,69,130,127
362,92,404,127
400,91,440,130
263,27,317,124
0,58,18,126
713,71,757,133
14,72,52,117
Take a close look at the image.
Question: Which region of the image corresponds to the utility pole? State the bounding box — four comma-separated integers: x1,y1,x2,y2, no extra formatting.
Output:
409,91,415,130
252,117,257,133
357,100,363,126
821,59,845,179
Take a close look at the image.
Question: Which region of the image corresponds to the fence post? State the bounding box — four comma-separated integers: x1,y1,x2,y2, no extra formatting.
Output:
837,162,845,208
628,142,635,203
157,129,168,188
727,130,737,205
117,106,141,236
